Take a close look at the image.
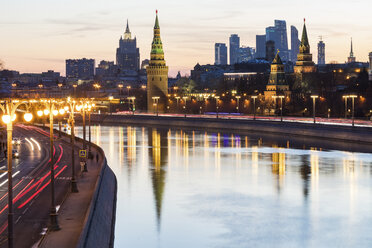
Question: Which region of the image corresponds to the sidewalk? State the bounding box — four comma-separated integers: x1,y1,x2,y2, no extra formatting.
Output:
38,136,104,248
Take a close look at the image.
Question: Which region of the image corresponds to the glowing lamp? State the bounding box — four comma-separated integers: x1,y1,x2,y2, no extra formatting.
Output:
2,115,11,124
52,110,59,116
59,109,65,115
44,109,50,115
24,113,33,122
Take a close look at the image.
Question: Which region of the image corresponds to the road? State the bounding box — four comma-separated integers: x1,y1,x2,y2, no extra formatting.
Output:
0,124,82,248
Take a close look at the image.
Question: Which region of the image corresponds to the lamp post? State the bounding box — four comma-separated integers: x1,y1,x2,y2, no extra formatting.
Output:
126,86,131,96
215,96,220,118
235,96,241,114
118,84,123,96
311,95,319,123
343,95,349,119
251,95,258,120
128,97,136,115
175,96,180,111
76,102,88,172
66,98,79,192
73,84,77,97
0,100,33,248
182,96,188,118
349,95,357,127
152,96,159,116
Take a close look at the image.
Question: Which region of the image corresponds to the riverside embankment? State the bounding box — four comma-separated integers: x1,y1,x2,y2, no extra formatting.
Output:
39,127,117,248
86,114,372,145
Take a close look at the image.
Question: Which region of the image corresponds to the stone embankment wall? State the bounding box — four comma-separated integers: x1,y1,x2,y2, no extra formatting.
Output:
86,114,372,144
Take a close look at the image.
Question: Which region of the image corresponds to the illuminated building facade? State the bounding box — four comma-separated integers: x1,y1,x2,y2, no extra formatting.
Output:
264,52,290,104
147,11,169,112
116,20,140,72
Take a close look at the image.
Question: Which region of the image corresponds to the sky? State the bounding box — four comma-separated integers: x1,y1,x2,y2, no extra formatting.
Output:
1,0,371,77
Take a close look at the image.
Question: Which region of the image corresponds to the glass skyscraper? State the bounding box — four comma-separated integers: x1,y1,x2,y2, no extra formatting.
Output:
317,40,325,65
215,43,227,65
229,34,240,65
291,26,300,62
256,35,266,59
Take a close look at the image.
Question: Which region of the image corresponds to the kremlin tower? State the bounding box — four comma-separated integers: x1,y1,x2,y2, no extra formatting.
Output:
147,11,169,112
294,19,316,74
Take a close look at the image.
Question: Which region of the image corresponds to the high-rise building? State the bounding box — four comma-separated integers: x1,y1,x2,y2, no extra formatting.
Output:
66,58,95,79
317,38,325,65
291,26,300,62
147,11,168,113
266,20,289,61
347,38,356,63
116,20,140,72
294,20,316,74
238,46,254,63
215,43,227,65
256,35,266,59
266,40,276,62
229,34,240,65
369,52,372,81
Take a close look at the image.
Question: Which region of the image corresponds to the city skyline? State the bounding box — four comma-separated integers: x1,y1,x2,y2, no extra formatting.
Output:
1,0,371,77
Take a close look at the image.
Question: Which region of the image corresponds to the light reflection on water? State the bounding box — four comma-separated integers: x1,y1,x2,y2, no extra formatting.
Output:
76,125,372,248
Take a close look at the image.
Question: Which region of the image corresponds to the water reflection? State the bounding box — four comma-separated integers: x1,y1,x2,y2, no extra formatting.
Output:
74,125,372,248
148,128,168,230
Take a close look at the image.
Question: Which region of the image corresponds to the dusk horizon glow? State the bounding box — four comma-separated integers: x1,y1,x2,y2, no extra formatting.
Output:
1,0,371,77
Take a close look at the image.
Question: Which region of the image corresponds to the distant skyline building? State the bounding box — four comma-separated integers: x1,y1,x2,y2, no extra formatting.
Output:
266,40,276,62
116,20,140,72
256,35,266,59
95,60,118,77
215,43,227,65
229,34,240,65
65,58,95,79
291,26,300,62
347,38,356,63
147,11,168,113
369,52,372,81
266,20,289,61
238,46,254,63
317,38,325,65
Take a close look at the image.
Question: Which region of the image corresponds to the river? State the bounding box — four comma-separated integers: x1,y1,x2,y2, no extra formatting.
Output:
76,125,372,247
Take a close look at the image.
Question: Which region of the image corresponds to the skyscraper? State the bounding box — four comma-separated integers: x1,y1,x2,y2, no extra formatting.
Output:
147,11,168,113
116,20,140,72
265,20,289,61
294,20,316,74
317,38,325,65
369,52,372,81
291,26,300,62
215,43,227,65
66,58,95,79
238,46,254,63
256,35,266,59
229,34,240,65
347,38,356,63
266,40,276,62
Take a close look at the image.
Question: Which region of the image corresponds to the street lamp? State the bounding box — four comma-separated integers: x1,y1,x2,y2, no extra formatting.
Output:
175,96,180,111
251,95,258,120
215,96,220,118
235,96,241,113
349,95,357,127
118,84,123,96
152,96,160,116
39,99,62,231
66,98,79,192
311,95,319,123
343,95,349,119
182,96,188,118
126,86,131,96
0,100,33,248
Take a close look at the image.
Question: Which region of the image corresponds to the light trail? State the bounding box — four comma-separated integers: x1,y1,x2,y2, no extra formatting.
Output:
0,171,21,187
30,138,41,151
25,138,34,151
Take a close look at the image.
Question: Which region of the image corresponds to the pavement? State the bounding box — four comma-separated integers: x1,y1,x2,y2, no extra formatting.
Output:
0,124,102,248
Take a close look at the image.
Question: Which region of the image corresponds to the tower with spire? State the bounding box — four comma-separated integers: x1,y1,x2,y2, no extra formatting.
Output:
116,19,140,72
264,51,291,111
347,38,356,63
147,10,169,112
294,19,316,74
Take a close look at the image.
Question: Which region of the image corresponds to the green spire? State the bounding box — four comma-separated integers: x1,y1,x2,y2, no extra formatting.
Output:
301,19,309,47
154,10,160,29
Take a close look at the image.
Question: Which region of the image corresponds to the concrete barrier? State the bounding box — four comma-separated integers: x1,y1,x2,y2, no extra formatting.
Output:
84,114,372,145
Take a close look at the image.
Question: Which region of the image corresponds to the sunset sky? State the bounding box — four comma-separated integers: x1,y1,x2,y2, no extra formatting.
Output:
1,0,371,77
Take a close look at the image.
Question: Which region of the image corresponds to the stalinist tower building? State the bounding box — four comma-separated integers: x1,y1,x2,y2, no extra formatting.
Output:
147,11,169,112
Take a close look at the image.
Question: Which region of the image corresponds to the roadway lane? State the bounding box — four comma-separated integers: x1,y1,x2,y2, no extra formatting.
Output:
0,124,83,248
